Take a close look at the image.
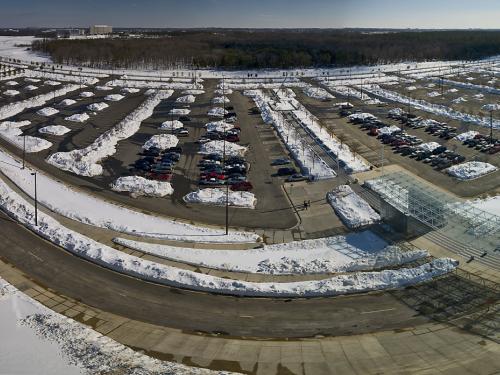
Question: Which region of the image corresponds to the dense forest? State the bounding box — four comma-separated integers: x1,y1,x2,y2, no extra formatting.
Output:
31,30,500,70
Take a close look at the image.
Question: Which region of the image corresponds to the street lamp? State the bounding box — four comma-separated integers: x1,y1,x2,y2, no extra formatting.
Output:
22,135,26,169
31,172,38,226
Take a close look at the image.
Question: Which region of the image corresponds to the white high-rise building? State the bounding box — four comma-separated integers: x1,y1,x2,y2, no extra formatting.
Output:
90,25,113,35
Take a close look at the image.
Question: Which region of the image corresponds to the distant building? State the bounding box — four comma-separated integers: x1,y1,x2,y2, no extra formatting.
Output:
56,28,85,38
90,25,113,35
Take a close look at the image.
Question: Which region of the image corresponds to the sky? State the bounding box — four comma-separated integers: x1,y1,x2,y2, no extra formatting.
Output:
1,0,499,29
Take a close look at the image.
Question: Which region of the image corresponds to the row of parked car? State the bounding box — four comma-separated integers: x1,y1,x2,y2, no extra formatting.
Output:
462,134,500,154
132,146,183,182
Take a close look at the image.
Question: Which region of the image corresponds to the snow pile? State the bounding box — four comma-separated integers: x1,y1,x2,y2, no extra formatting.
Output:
58,98,76,107
47,90,173,176
418,142,441,152
25,78,41,83
473,93,485,100
104,94,125,102
36,107,59,117
348,112,377,122
45,80,61,86
3,89,19,96
111,176,173,198
0,121,52,152
327,185,380,229
437,78,500,95
208,107,228,117
169,108,190,115
38,125,71,136
0,84,79,121
482,103,500,111
160,120,183,130
184,188,256,209
121,87,140,94
4,80,18,86
143,134,179,150
378,125,401,135
246,89,336,179
407,86,417,91
64,113,89,123
24,85,38,91
447,88,459,93
115,234,429,275
303,86,335,100
105,79,203,90
0,148,259,243
95,85,113,91
455,130,479,142
0,177,456,297
199,140,247,157
176,94,196,104
79,91,94,98
182,89,205,95
214,88,232,95
205,120,234,133
0,278,232,375
446,162,497,180
25,70,99,85
427,91,441,97
87,102,109,112
452,97,467,104
212,96,230,104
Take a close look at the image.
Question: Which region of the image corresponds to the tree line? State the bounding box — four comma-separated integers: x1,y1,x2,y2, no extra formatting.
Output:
31,30,500,70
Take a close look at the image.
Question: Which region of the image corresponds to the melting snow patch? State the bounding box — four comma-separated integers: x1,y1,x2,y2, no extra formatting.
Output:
184,188,256,209
182,89,205,95
95,85,113,91
58,98,76,107
452,97,467,104
327,185,380,229
3,89,19,96
447,161,497,180
104,94,125,101
5,80,18,86
212,96,230,104
208,107,228,117
428,91,441,97
303,86,335,100
45,80,61,86
24,85,38,91
111,176,173,198
79,91,94,98
176,94,196,103
169,108,190,115
38,125,71,136
121,87,140,94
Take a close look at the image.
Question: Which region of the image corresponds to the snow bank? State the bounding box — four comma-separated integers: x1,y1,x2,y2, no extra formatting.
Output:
0,148,259,243
0,278,231,375
121,87,140,94
184,188,256,209
419,142,441,152
47,90,173,176
303,86,335,100
142,134,179,150
0,178,456,297
160,120,183,130
95,85,113,91
36,107,59,117
104,94,125,102
327,185,380,228
169,108,190,115
25,70,99,85
446,161,497,180
0,84,79,121
64,113,89,123
182,89,205,95
0,121,52,152
427,91,441,97
87,102,109,112
4,80,18,86
205,120,234,133
199,140,247,157
212,96,230,104
378,125,401,135
38,125,71,136
452,97,467,104
58,98,76,107
214,88,232,95
24,85,38,91
45,80,61,86
115,236,429,275
111,176,173,198
3,89,19,96
176,94,196,104
106,79,203,90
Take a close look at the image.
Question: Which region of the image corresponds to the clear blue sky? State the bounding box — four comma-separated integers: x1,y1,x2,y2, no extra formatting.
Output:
1,0,499,29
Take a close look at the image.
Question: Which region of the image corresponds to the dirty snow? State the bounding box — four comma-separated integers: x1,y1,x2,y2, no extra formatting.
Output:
111,176,173,198
446,161,497,180
184,188,256,209
64,113,89,123
199,140,247,157
142,134,179,150
38,125,71,136
36,107,59,117
87,102,109,112
160,120,183,131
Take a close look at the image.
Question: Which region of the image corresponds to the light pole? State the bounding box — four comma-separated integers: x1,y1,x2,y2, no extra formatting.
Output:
490,110,494,144
31,172,38,226
22,135,26,169
222,74,229,235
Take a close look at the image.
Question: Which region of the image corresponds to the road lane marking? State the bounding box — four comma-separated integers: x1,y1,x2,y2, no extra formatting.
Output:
28,251,44,262
361,308,396,315
239,315,254,319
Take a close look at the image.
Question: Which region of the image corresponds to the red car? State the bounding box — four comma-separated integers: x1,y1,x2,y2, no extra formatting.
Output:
200,171,226,180
149,172,173,181
230,181,253,191
226,134,240,143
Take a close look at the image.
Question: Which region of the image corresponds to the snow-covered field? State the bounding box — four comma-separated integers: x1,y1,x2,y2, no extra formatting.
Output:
327,185,381,228
47,90,173,176
303,86,335,100
184,188,257,209
0,278,233,374
0,177,457,297
111,176,173,198
0,148,259,244
115,231,428,275
0,36,51,62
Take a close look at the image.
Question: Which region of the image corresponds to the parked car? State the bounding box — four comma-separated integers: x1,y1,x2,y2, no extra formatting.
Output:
271,158,291,166
286,174,308,182
231,181,253,191
179,116,191,122
277,167,297,176
176,128,189,137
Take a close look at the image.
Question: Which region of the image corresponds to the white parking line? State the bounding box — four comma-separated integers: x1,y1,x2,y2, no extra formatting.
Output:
361,308,396,315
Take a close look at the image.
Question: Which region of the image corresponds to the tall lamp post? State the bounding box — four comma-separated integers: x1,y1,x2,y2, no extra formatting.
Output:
31,172,38,226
